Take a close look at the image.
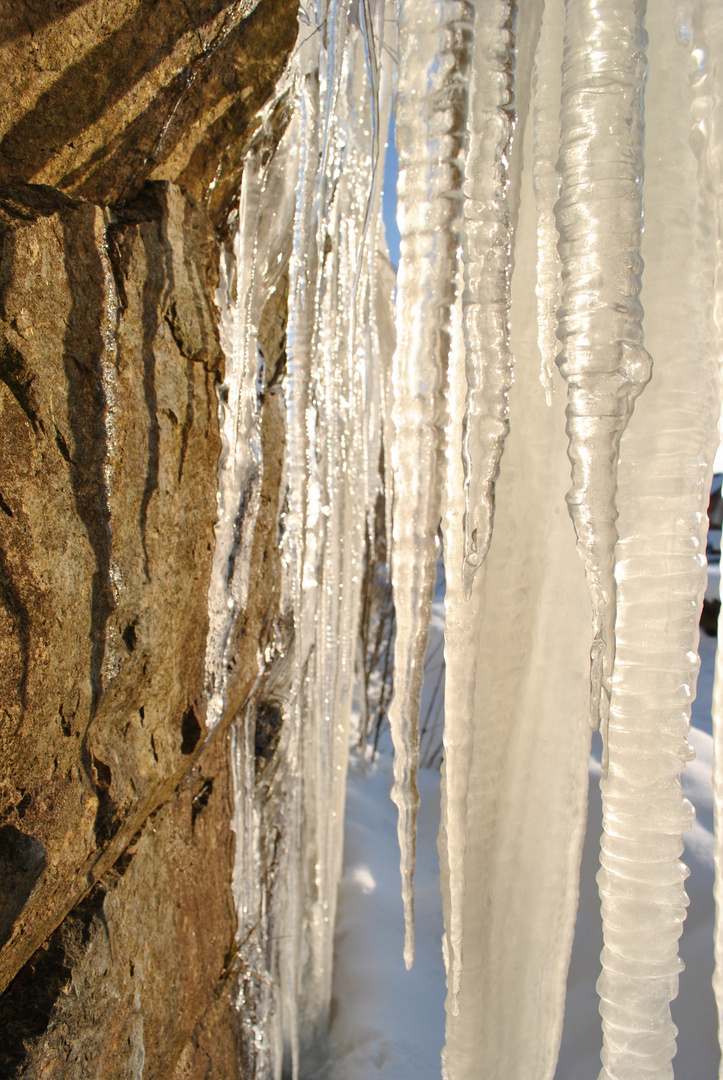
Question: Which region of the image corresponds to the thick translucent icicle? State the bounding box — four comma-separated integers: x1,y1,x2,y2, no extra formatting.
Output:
459,0,515,599
390,0,472,970
554,0,652,766
695,1,723,1072
596,5,720,1076
441,73,592,1080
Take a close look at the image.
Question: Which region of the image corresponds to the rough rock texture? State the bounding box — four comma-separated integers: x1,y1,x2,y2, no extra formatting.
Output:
0,0,299,227
0,177,223,988
1,733,239,1080
0,2,297,1076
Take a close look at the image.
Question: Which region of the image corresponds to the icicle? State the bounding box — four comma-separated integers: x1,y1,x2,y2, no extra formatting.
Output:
390,0,473,970
440,0,517,1006
441,17,593,1071
696,0,723,1071
594,3,719,1076
269,3,396,1072
440,273,480,1015
280,9,349,1073
441,0,545,1012
205,150,267,733
459,0,515,600
531,0,564,404
554,0,652,769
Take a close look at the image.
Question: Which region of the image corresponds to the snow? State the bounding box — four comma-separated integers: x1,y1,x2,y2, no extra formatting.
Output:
326,582,447,1080
326,754,446,1080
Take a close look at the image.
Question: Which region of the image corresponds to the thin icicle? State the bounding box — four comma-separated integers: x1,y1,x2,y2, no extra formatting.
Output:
205,148,267,733
441,277,483,1012
390,0,472,970
531,0,564,403
554,0,651,769
459,0,516,599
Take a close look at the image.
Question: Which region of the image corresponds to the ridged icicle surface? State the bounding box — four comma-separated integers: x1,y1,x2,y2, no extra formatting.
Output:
554,0,651,765
389,0,473,970
209,3,396,1077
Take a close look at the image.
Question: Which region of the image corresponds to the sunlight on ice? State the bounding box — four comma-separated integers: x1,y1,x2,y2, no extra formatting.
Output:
206,1,723,1078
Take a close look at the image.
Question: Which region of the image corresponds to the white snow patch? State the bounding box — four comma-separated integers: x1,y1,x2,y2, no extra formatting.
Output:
325,753,446,1080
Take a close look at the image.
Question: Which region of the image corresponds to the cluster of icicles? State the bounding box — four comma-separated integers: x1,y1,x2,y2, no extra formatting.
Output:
204,0,723,1078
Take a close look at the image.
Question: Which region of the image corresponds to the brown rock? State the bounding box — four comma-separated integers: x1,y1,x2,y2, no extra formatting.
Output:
0,179,224,995
0,3,298,1073
0,0,299,227
0,731,240,1080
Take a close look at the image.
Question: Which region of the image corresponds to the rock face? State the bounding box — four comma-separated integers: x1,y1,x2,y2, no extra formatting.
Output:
0,0,297,227
0,3,298,1076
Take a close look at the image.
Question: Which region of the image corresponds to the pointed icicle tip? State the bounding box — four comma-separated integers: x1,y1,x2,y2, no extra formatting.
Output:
403,930,415,971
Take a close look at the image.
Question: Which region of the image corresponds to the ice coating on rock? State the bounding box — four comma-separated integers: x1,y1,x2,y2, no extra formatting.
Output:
554,0,652,767
209,3,396,1076
389,0,472,970
459,0,515,599
204,151,266,733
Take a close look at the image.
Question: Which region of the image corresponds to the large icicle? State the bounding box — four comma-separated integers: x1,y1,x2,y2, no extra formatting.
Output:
554,0,652,768
441,30,593,1074
595,4,719,1076
390,0,472,969
696,0,723,1072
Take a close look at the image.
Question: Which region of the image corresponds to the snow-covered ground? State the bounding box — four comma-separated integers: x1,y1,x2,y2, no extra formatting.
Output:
326,581,719,1079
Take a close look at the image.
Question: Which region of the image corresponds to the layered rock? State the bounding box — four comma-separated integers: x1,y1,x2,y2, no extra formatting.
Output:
0,2,298,1076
